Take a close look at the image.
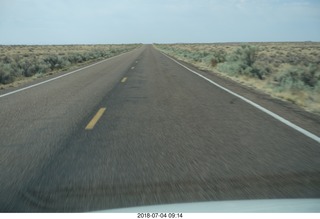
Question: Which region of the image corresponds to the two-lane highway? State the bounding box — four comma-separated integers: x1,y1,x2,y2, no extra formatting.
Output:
0,46,145,211
0,45,319,212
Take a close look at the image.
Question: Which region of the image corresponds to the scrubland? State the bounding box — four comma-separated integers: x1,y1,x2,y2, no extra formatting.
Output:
0,44,140,88
156,42,320,114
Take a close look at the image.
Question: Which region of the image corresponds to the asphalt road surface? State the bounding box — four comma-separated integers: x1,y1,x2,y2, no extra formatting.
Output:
0,45,319,212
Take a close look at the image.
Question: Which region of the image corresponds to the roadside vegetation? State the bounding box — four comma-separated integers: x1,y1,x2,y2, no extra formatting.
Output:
0,44,140,87
155,42,320,114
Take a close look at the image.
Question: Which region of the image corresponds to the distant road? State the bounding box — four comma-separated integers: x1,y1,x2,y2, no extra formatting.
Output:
0,45,319,212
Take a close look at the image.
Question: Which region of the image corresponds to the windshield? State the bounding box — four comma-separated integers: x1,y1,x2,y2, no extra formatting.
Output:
0,0,320,214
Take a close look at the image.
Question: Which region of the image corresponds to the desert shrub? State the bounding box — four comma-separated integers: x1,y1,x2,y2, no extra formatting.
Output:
314,81,320,93
213,49,226,63
301,64,320,87
209,49,226,67
67,54,85,63
0,63,15,84
274,64,320,91
217,45,269,79
43,55,70,70
29,59,51,75
58,58,70,69
232,44,259,66
211,59,218,67
217,61,242,76
2,56,14,64
17,58,34,77
44,55,60,70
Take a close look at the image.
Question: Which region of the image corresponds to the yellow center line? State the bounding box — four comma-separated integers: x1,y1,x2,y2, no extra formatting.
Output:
85,107,106,130
121,77,127,83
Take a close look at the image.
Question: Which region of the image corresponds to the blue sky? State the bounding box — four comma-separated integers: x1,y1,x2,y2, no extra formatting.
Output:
0,0,320,44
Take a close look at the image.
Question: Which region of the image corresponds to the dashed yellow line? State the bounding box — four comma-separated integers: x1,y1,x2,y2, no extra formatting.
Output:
85,108,106,130
121,77,127,83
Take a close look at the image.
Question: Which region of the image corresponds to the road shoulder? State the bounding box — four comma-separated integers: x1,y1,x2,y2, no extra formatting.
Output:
157,50,320,138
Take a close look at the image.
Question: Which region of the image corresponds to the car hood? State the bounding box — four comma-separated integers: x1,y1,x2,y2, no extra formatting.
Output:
96,199,320,213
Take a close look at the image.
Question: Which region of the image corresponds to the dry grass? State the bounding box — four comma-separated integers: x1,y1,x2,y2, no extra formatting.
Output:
0,44,137,59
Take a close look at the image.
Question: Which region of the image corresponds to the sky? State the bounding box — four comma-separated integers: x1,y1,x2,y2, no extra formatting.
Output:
0,0,320,44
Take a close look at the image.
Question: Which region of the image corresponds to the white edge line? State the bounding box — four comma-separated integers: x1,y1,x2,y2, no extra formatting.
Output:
0,49,135,98
160,51,320,144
